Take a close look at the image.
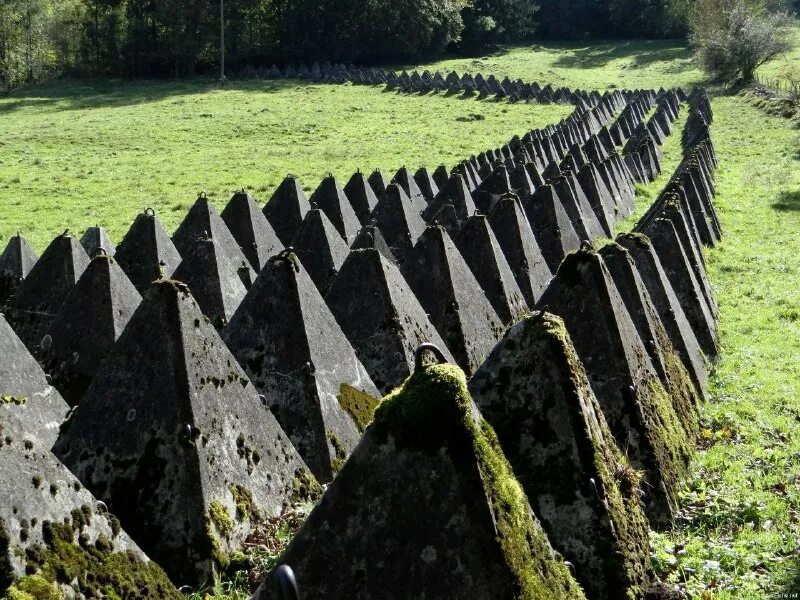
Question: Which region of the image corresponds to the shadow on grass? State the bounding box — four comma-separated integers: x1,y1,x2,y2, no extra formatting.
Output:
771,190,800,211
0,78,320,114
550,39,693,70
777,560,800,596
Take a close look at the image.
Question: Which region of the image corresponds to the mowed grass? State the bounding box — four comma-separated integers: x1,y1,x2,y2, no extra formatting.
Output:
0,79,570,252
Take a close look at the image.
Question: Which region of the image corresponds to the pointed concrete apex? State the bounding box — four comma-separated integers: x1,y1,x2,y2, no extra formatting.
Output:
536,249,692,526
264,176,312,246
53,280,317,586
80,225,116,258
350,224,397,265
41,255,142,405
372,183,427,263
172,237,248,330
392,166,428,213
423,172,476,224
488,195,552,307
522,184,582,272
291,208,350,294
0,313,69,446
326,248,454,393
577,163,616,236
0,234,38,307
221,191,284,272
224,252,379,483
432,164,450,190
367,169,390,198
413,167,440,203
554,173,608,241
454,214,528,325
469,313,652,599
115,209,183,294
401,226,503,375
309,175,362,244
252,363,585,600
6,232,90,352
343,171,380,226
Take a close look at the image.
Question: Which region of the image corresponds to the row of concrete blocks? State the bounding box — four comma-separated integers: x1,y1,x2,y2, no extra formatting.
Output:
0,89,712,600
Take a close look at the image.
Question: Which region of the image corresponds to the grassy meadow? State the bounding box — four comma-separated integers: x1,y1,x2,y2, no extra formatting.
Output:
2,30,800,600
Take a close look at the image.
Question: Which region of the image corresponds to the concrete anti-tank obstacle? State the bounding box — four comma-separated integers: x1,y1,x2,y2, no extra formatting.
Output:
6,231,90,353
114,208,182,294
598,241,703,430
309,175,362,245
521,184,582,272
0,313,69,446
264,175,312,247
171,194,254,286
577,163,617,236
223,251,379,483
370,183,427,264
553,173,608,242
251,354,586,600
53,279,319,587
39,253,142,405
392,166,429,214
422,172,476,225
401,226,504,376
0,402,180,599
171,236,248,330
367,169,390,199
412,167,439,204
488,194,552,307
343,171,380,226
290,208,350,294
469,312,652,600
350,223,397,265
432,164,449,191
325,248,454,394
79,225,116,258
535,248,693,527
0,233,37,309
220,190,284,272
454,214,528,325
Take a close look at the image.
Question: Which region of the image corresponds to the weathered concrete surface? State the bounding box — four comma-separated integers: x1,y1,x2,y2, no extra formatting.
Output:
392,166,429,213
115,209,183,294
371,183,427,264
350,224,397,265
423,173,476,225
522,184,582,272
309,175,362,245
172,237,248,330
252,364,586,600
344,171,380,226
223,253,378,483
291,208,350,294
0,314,69,446
0,234,37,309
554,173,608,242
0,404,180,599
367,169,390,199
454,214,528,325
221,191,283,272
263,176,312,247
326,248,454,394
40,255,142,405
79,225,116,258
401,226,504,376
469,313,652,600
488,195,552,307
616,233,708,400
53,280,316,587
413,167,440,203
577,164,616,236
6,232,90,352
536,249,692,527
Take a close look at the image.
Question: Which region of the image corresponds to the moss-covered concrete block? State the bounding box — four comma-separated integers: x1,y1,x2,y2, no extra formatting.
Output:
0,234,37,310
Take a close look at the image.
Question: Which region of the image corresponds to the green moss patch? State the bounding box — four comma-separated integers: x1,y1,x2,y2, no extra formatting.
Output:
327,432,347,475
228,484,260,522
290,468,322,505
0,396,27,405
337,384,379,433
3,574,60,600
208,501,234,536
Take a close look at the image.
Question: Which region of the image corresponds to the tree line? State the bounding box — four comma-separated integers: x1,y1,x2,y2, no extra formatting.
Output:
0,0,796,89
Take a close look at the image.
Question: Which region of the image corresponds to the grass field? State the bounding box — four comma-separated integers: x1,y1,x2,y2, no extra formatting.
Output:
2,30,800,600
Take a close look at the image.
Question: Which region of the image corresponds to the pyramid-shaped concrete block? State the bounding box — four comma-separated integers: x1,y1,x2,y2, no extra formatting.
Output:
432,164,450,190
224,252,379,483
392,166,429,212
616,233,708,400
309,175,362,244
0,233,37,308
252,362,586,600
413,167,439,203
291,208,350,294
0,405,180,599
554,173,608,241
598,241,702,433
350,224,397,265
522,184,582,272
401,226,504,375
326,249,454,394
264,176,311,247
6,232,90,352
577,164,616,236
469,313,652,599
40,254,142,405
367,169,390,198
53,280,318,586
536,249,692,526
172,237,248,330
0,314,69,446
79,225,116,258
371,183,427,263
454,214,528,325
343,171,380,226
488,195,552,307
221,191,283,272
422,172,476,224
171,194,254,285
115,208,183,294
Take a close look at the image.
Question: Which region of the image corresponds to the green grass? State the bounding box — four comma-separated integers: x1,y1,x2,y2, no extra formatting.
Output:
0,79,570,252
